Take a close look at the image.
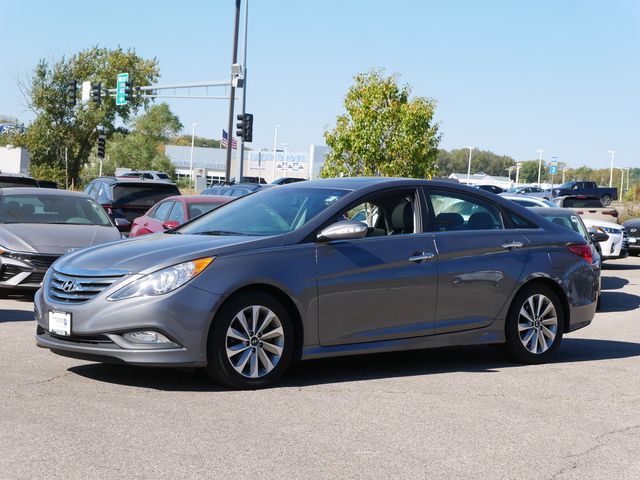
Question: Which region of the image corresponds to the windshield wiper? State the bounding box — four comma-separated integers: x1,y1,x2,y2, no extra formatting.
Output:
192,230,250,236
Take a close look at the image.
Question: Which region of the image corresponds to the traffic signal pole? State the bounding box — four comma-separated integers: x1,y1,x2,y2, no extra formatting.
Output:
237,0,249,182
225,0,242,183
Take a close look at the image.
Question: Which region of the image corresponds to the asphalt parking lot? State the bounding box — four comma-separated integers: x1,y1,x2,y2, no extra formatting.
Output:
1,257,640,479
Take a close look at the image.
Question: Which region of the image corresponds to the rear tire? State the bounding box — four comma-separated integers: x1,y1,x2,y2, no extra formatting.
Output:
505,284,564,364
206,291,294,389
601,194,612,206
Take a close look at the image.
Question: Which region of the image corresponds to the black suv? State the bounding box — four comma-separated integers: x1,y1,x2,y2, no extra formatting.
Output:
84,177,180,232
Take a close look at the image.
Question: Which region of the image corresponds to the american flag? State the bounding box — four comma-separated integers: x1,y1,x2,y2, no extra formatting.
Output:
221,129,237,149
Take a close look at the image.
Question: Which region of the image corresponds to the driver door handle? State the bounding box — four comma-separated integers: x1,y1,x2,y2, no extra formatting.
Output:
501,241,524,250
408,252,435,263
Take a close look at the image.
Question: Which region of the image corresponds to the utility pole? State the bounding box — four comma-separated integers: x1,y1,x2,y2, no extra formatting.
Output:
272,124,283,182
515,162,522,187
619,167,624,197
64,147,69,190
536,148,544,187
189,123,197,188
237,0,249,181
466,147,474,185
225,0,242,182
608,150,615,187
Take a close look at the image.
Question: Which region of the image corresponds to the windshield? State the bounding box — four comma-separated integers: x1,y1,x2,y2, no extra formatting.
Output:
113,184,180,206
562,197,602,208
179,187,348,236
0,194,112,226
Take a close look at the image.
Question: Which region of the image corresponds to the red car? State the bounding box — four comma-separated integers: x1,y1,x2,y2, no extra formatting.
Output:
129,195,232,237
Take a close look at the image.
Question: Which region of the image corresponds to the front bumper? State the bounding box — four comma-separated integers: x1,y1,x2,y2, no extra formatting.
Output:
34,282,223,367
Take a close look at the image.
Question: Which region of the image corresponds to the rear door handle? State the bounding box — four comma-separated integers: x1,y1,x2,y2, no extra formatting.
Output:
501,241,524,249
408,252,435,263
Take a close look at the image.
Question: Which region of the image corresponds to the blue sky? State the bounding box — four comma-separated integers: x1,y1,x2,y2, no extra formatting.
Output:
1,0,638,169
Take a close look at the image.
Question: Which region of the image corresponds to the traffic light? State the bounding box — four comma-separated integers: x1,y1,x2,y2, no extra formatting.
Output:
236,113,253,143
123,81,132,102
90,83,102,105
97,135,106,159
67,81,77,107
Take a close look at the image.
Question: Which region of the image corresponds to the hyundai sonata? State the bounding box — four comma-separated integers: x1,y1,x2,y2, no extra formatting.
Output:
35,178,598,389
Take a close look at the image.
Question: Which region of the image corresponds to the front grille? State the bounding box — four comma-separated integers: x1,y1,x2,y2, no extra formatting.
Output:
622,227,629,249
0,264,21,282
37,326,115,345
48,270,125,304
5,252,59,269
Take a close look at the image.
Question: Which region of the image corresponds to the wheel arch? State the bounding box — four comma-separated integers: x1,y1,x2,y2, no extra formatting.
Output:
208,283,305,361
510,277,571,333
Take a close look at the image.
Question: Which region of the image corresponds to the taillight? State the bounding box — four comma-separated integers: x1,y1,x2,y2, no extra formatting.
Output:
567,243,593,265
604,210,618,217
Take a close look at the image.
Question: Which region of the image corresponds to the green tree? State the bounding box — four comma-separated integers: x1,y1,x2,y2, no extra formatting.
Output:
172,135,221,148
322,70,441,178
18,46,160,183
82,103,182,183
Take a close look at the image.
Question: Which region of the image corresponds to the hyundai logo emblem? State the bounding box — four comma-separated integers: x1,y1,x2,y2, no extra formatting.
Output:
61,280,78,293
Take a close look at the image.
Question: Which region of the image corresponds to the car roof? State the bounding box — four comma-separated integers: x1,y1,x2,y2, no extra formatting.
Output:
0,187,91,198
93,176,177,186
0,173,36,179
162,195,231,204
529,207,578,216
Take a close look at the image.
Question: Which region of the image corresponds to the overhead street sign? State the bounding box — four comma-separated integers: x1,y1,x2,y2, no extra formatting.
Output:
116,73,129,106
550,165,558,175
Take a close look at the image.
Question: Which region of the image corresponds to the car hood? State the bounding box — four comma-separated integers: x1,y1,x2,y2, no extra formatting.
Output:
55,232,284,275
623,219,640,228
580,218,621,230
0,223,121,254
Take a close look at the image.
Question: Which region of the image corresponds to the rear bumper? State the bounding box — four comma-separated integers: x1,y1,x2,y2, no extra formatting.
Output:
567,301,595,332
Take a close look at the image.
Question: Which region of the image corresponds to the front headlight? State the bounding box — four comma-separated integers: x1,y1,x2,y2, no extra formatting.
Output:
107,257,213,301
596,226,621,235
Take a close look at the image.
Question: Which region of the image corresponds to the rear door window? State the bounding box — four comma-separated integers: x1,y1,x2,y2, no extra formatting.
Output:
427,190,503,231
167,202,186,223
152,202,174,221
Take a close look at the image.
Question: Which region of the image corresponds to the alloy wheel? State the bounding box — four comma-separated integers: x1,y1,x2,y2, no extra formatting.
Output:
225,305,284,378
518,294,558,354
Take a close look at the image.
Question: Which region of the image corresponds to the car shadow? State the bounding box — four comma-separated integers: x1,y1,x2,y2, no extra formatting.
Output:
597,291,640,313
67,338,640,391
602,262,640,270
0,309,34,323
601,275,628,290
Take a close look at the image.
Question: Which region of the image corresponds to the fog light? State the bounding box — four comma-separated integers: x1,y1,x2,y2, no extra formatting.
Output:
123,331,172,344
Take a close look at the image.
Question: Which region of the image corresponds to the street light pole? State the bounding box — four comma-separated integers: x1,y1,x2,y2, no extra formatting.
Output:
536,149,544,187
271,124,282,182
466,147,474,185
189,123,197,188
608,150,615,187
619,167,624,197
515,162,521,187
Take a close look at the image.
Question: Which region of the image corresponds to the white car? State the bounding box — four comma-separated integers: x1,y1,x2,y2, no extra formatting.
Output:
580,217,626,260
500,195,556,208
503,186,550,199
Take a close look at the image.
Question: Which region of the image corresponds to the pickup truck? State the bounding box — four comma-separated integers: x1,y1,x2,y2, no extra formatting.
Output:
553,195,620,224
550,181,617,206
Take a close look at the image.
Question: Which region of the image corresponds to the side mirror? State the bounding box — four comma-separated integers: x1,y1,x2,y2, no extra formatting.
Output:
317,220,368,242
162,220,180,230
114,218,131,231
588,227,609,243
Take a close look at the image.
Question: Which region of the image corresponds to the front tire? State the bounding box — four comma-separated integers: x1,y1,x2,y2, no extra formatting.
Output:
206,291,294,389
505,284,564,364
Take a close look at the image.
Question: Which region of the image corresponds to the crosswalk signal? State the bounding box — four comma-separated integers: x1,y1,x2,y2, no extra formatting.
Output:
97,135,106,159
90,83,102,105
67,81,78,107
236,113,253,143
